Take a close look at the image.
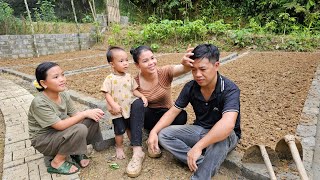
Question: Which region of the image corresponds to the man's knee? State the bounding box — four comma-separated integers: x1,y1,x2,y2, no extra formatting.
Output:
158,126,175,143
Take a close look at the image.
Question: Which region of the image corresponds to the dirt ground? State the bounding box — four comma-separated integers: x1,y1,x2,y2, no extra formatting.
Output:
0,49,319,179
0,111,4,180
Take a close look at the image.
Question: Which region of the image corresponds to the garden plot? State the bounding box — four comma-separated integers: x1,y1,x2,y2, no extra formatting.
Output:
0,49,105,68
79,51,320,180
203,51,318,152
61,50,320,154
16,54,106,75
66,52,230,99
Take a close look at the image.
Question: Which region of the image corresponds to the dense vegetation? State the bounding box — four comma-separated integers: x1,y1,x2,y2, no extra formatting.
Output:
1,0,320,52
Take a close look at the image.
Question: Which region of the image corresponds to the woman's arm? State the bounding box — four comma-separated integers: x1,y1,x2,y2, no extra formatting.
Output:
52,108,104,130
172,48,194,77
133,89,148,107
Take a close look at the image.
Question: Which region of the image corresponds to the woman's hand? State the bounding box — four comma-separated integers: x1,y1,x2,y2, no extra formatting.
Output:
181,45,194,68
141,96,148,107
83,108,105,122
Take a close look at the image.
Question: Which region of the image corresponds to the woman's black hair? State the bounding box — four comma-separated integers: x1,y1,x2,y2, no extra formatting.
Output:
106,46,125,63
130,45,152,63
190,44,220,63
35,62,59,91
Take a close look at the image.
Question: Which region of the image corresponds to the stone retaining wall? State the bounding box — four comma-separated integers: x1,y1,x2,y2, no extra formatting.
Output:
0,33,95,59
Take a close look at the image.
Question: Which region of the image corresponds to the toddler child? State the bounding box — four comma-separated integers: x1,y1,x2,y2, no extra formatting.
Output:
101,46,147,159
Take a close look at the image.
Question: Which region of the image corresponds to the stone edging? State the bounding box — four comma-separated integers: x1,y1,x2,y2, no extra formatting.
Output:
297,64,320,179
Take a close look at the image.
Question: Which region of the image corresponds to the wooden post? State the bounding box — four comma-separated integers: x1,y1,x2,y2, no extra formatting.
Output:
89,0,97,22
24,0,39,57
89,0,101,42
71,0,82,50
284,135,309,180
106,0,120,25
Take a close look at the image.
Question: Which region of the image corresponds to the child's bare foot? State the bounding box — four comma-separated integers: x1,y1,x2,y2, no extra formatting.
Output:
115,146,126,159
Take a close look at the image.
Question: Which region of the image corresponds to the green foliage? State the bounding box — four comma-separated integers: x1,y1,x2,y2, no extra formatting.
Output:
227,29,252,48
33,0,56,22
150,43,159,52
0,1,13,17
124,0,320,37
142,19,210,44
81,15,94,23
207,20,231,36
0,1,24,35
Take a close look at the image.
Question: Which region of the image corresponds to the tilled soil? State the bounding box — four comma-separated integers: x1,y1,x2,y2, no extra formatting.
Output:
172,51,320,152
0,50,319,179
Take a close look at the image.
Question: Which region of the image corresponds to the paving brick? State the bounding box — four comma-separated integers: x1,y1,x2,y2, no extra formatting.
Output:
52,173,80,180
27,158,46,179
1,106,20,116
4,113,23,125
26,139,32,147
28,161,41,180
5,131,29,145
3,152,12,163
6,123,25,135
25,153,44,162
13,146,36,160
41,174,54,180
39,161,52,178
4,141,25,153
2,164,29,180
3,158,25,169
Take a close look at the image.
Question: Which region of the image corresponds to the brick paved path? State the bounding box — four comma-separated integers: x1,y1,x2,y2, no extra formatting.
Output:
0,77,79,180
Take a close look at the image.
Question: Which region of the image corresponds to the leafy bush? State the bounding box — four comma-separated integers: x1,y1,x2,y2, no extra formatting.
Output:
33,0,56,22
0,1,24,35
150,43,160,52
82,15,94,23
207,20,231,36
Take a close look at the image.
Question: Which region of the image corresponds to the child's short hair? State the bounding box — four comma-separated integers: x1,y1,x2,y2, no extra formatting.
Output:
106,46,125,63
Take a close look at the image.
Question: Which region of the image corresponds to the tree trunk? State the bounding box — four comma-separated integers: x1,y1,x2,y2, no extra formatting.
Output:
24,0,39,57
71,0,82,50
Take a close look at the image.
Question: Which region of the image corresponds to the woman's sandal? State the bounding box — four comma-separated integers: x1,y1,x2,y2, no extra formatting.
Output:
70,154,90,168
47,161,79,175
126,154,145,178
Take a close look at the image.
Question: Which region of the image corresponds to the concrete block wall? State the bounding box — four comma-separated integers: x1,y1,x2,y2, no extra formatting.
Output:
0,33,95,59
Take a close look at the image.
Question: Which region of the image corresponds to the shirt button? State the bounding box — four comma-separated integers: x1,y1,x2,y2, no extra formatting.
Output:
205,103,208,105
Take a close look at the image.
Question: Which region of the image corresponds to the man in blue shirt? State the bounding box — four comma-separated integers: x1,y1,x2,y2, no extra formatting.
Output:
147,44,241,179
